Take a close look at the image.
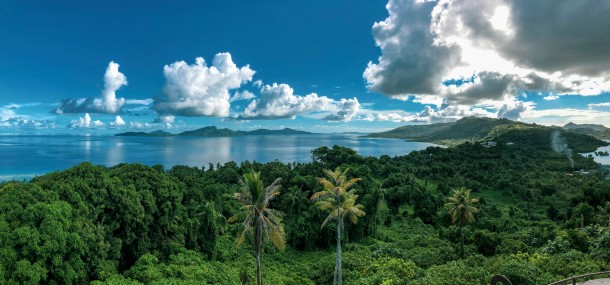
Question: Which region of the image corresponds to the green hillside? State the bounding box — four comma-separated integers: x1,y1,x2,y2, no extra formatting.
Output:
564,122,610,140
366,117,518,142
486,124,608,153
367,117,609,151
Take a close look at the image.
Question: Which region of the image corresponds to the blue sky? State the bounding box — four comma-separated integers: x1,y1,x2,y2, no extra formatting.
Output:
1,0,610,134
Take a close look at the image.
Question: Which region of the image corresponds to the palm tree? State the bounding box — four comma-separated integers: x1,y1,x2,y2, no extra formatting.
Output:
195,201,227,260
445,187,479,258
283,186,309,215
311,167,364,285
369,183,387,237
596,201,610,226
229,171,286,285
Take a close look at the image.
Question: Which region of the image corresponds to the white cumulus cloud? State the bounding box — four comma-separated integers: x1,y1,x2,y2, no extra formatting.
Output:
364,0,460,98
69,113,105,128
239,83,361,121
241,83,334,119
153,53,255,117
365,0,610,106
325,98,361,122
497,101,529,120
358,104,496,123
110,115,126,126
56,61,128,114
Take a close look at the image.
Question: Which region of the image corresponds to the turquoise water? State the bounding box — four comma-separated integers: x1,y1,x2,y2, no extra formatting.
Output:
0,134,438,180
582,141,610,165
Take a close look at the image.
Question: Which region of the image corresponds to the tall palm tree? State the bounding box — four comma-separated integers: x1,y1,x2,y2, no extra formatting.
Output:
229,171,286,285
311,167,364,285
445,187,479,258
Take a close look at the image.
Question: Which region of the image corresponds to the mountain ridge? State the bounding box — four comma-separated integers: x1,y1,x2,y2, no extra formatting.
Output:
366,116,608,152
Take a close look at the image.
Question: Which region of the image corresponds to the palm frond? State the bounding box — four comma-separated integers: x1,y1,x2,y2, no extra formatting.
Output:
317,178,336,192
314,200,334,211
311,189,333,201
265,178,282,201
321,209,339,229
341,177,362,192
446,187,478,226
231,170,286,252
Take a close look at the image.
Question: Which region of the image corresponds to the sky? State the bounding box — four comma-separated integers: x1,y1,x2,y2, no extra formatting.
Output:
1,0,610,134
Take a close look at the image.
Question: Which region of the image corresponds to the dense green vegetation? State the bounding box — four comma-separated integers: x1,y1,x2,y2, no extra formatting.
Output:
1,127,610,284
116,126,312,137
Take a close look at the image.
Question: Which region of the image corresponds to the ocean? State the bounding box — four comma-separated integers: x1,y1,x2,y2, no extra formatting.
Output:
582,141,610,166
0,134,439,181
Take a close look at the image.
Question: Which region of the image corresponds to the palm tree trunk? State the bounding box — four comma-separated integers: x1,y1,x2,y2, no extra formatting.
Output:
333,264,337,285
336,203,342,285
459,216,464,258
460,225,464,258
256,219,262,285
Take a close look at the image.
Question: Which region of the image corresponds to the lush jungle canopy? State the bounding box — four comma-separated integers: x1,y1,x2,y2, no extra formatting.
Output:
1,127,609,284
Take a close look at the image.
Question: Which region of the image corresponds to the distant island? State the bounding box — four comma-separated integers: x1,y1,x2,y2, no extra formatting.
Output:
116,126,313,137
115,130,173,137
366,116,609,153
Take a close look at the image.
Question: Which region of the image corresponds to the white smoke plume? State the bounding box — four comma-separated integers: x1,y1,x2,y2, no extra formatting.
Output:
551,130,574,168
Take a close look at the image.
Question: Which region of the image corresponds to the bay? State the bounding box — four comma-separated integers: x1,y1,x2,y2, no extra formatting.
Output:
0,134,439,181
582,141,610,165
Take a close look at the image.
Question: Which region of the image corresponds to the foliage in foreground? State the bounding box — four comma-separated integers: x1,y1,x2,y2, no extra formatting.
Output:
0,135,609,284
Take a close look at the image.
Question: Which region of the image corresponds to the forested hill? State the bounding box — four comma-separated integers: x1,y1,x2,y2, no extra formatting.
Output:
116,126,312,137
563,122,610,140
365,117,515,141
366,117,609,151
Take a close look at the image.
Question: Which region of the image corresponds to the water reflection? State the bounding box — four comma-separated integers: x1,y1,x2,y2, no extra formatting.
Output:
0,134,439,180
106,138,124,166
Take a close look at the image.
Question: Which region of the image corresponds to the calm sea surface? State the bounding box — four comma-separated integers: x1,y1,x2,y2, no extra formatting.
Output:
0,134,439,180
583,141,610,165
